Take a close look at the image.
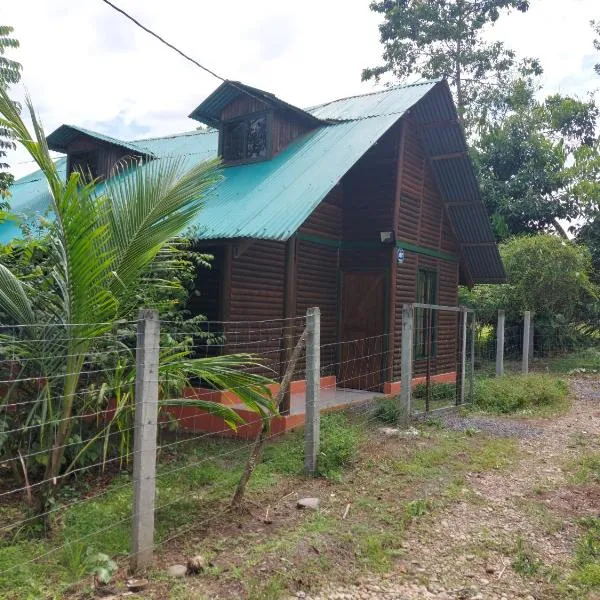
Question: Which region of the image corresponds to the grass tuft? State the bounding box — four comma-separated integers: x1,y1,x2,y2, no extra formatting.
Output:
472,374,569,415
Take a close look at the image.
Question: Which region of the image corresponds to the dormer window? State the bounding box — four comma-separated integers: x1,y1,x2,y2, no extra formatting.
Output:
189,81,325,165
46,124,155,183
222,113,269,163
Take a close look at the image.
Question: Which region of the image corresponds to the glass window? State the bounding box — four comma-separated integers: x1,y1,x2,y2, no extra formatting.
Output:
222,115,268,162
415,269,438,358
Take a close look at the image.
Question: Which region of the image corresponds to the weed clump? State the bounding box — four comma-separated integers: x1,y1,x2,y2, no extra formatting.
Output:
472,374,568,415
317,413,363,480
373,398,404,424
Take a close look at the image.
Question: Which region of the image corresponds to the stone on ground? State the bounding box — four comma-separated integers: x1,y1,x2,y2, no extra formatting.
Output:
297,497,320,510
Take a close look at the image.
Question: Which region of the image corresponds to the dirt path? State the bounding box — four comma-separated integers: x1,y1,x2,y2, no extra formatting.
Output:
300,377,600,600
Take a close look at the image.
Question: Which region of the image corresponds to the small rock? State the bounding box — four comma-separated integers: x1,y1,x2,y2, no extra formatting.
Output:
485,565,495,574
126,578,148,592
297,497,320,510
167,564,187,578
187,554,207,575
379,427,401,436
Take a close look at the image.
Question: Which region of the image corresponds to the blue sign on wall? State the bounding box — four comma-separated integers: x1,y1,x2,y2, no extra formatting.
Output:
397,247,405,264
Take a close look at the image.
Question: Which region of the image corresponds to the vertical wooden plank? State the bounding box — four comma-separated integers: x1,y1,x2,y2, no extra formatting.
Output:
281,236,297,414
131,309,160,572
387,121,407,383
496,309,505,376
219,244,233,321
304,307,321,475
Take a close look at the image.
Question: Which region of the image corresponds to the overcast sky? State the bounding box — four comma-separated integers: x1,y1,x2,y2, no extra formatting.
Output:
4,0,600,178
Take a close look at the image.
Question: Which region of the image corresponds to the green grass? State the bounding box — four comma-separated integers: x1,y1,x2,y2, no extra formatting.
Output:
394,431,517,482
471,374,569,415
511,535,542,577
567,517,600,592
566,453,600,485
0,413,365,598
546,348,600,374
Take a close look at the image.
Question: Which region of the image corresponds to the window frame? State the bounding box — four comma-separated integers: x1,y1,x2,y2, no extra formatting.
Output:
219,110,273,165
415,268,439,359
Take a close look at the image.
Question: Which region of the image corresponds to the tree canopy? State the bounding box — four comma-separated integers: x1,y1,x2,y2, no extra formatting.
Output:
362,0,539,126
0,25,21,199
471,77,599,239
460,235,598,333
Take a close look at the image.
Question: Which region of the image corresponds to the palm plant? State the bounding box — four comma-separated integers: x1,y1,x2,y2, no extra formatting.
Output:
0,87,276,510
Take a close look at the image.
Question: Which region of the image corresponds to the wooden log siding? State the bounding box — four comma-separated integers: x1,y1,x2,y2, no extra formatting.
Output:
271,111,312,156
220,95,268,121
226,240,287,376
295,188,343,379
66,136,127,180
392,118,460,380
342,126,397,242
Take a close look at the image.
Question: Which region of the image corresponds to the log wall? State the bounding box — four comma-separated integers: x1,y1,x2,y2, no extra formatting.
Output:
392,118,459,380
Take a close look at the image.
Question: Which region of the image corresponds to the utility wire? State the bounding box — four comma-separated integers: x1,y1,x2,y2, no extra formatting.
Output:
99,0,226,83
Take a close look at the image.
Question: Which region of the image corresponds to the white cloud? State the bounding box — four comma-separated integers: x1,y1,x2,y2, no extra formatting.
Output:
3,0,599,178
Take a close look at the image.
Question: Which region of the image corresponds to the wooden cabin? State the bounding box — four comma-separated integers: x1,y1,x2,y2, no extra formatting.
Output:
3,79,505,409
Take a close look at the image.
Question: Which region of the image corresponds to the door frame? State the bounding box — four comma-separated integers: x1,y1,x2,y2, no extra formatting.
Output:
337,267,390,390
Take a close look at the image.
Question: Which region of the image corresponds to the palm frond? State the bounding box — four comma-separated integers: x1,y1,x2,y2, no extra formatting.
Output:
103,156,222,301
0,263,35,325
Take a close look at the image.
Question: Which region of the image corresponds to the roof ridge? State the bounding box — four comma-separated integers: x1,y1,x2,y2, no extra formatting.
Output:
129,128,217,143
305,79,440,113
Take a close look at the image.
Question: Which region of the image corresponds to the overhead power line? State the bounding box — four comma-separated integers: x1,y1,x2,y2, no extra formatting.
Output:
99,0,226,83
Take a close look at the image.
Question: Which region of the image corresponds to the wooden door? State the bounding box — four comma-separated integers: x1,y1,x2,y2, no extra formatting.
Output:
339,271,387,390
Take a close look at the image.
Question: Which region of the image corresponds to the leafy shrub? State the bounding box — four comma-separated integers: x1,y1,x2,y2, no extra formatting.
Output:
511,536,541,576
317,413,363,480
473,374,568,414
373,398,404,424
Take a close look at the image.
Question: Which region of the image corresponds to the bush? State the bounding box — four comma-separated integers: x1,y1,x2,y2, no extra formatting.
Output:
473,374,568,414
373,398,404,424
317,413,363,480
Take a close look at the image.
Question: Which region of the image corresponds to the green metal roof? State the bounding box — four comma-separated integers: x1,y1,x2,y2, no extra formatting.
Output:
0,80,505,283
46,124,155,157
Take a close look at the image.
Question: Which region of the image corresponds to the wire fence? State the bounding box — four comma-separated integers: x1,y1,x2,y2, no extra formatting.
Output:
1,304,599,594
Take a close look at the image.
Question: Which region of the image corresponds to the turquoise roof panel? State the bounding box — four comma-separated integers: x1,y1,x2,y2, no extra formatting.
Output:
2,84,435,244
308,81,438,120
190,115,402,240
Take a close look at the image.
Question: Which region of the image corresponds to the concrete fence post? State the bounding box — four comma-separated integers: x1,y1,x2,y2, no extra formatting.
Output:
130,309,160,572
304,307,321,476
529,314,534,361
400,304,414,424
496,309,505,377
458,307,468,405
469,312,476,402
522,310,531,374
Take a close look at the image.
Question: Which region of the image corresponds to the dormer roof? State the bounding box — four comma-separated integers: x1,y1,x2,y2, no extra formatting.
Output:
46,124,155,158
188,80,325,128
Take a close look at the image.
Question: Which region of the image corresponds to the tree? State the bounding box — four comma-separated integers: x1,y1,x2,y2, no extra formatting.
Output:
593,20,600,76
460,235,598,348
0,26,21,198
362,0,539,125
0,87,275,513
472,77,599,238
